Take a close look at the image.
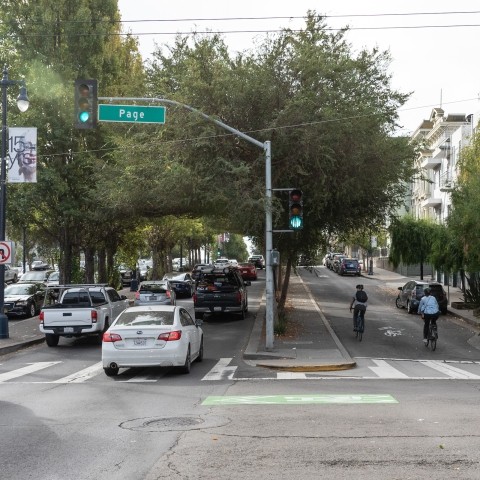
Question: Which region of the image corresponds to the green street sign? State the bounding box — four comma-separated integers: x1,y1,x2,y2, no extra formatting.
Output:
98,104,166,124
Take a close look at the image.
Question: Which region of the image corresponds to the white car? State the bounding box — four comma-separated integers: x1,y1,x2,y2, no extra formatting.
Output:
214,258,230,269
228,259,238,267
102,305,204,377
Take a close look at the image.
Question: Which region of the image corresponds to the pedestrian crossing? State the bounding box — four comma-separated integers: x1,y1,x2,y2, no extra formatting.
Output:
1,357,480,384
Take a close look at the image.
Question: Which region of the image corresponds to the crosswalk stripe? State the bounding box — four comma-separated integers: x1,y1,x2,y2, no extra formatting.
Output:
202,358,237,381
52,362,103,383
0,362,61,382
420,360,480,379
368,359,409,378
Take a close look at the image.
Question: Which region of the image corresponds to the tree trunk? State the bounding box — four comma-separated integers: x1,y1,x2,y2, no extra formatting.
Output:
277,256,293,313
97,248,107,284
84,247,95,283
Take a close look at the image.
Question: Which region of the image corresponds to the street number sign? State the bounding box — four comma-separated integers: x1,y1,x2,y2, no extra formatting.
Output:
98,104,166,124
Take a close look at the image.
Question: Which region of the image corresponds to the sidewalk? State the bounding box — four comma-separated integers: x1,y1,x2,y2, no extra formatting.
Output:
243,266,480,371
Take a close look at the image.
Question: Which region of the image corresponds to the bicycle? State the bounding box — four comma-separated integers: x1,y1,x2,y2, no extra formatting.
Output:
354,309,365,341
425,321,438,351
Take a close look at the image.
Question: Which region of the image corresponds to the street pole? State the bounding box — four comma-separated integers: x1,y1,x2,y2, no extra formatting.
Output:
0,67,29,339
99,96,276,349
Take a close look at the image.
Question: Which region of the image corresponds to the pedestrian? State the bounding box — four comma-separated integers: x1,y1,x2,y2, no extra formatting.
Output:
350,284,368,331
418,287,440,345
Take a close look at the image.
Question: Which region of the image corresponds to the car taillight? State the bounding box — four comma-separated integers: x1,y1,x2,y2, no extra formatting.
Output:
158,330,182,341
39,311,44,325
166,290,171,298
103,332,122,342
91,310,98,323
193,293,197,303
236,291,242,303
135,291,140,299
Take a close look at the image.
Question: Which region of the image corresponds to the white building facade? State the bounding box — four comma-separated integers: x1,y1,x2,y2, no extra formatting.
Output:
410,108,474,223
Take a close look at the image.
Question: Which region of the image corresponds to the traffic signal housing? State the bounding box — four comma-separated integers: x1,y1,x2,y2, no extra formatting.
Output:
289,189,304,230
74,79,98,129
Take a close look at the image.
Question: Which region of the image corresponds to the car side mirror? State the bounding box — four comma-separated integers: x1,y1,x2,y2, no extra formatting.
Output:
244,281,251,286
121,295,127,300
195,319,203,327
398,287,402,291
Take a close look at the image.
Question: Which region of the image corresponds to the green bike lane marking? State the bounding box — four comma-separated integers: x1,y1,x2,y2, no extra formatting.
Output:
202,394,398,406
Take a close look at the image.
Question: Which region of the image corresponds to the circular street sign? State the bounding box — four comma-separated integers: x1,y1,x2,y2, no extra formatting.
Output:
0,241,12,264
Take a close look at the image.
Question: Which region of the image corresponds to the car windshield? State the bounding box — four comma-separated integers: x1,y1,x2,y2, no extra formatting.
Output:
172,274,186,281
5,284,36,295
115,311,174,326
140,283,168,294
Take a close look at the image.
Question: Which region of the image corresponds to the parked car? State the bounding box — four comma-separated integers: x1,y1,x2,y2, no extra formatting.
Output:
167,273,195,297
3,282,45,318
248,255,265,269
4,265,18,283
396,280,448,314
172,257,189,272
214,258,230,269
45,271,59,286
332,254,347,273
18,269,56,285
134,280,176,306
326,252,343,270
338,258,361,276
31,260,50,270
228,259,239,267
102,305,204,376
237,262,257,281
119,265,133,286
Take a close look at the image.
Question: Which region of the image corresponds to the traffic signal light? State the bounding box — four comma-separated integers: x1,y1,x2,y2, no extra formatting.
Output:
74,79,98,129
289,189,304,230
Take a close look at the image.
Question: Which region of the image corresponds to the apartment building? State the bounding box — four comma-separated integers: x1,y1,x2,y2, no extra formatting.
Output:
410,108,474,223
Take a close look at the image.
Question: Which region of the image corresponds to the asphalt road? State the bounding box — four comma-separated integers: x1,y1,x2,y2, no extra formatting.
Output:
1,269,479,479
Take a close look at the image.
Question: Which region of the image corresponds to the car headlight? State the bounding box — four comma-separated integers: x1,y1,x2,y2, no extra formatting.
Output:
17,300,28,306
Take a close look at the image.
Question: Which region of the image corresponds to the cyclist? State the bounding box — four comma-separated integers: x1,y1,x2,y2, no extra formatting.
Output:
418,287,440,345
349,284,368,331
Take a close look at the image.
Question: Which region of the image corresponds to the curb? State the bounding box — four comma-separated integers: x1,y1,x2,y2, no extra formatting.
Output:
0,336,45,356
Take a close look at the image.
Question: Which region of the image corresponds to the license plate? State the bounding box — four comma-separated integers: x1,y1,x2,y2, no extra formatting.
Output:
64,327,74,333
149,296,157,300
214,306,222,312
134,338,147,346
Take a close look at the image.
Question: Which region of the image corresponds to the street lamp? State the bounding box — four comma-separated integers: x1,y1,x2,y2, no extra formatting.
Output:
0,66,29,339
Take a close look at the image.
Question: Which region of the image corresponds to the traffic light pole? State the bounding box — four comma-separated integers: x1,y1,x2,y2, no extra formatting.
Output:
99,96,276,350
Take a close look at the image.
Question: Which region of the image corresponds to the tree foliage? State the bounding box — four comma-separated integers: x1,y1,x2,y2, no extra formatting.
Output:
388,215,437,279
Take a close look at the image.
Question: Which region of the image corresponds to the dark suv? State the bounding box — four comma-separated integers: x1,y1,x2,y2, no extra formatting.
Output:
396,281,448,314
338,258,361,276
193,267,250,319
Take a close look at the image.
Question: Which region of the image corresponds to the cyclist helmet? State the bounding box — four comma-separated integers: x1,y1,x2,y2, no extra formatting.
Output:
356,284,364,289
424,287,431,295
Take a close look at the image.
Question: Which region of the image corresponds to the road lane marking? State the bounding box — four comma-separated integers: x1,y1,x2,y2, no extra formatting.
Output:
52,362,103,383
277,372,307,379
202,394,398,405
0,362,61,382
369,359,409,378
202,358,237,381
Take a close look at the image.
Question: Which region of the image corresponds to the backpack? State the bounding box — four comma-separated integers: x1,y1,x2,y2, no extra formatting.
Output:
356,290,368,303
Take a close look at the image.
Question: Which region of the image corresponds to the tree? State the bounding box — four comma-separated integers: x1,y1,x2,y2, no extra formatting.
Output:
388,215,437,280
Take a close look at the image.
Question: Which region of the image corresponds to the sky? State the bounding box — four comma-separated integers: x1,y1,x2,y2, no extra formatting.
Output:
117,0,480,135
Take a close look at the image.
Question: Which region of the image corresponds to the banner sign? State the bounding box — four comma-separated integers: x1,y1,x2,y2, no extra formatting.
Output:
7,127,37,183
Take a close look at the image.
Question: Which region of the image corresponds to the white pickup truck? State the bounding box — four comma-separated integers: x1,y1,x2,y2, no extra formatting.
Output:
39,285,130,347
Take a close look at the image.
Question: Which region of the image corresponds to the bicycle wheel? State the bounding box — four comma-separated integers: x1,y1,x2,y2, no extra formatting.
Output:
357,316,364,341
430,327,437,351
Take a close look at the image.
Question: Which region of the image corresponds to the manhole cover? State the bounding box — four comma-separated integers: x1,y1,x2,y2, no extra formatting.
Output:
120,415,230,432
